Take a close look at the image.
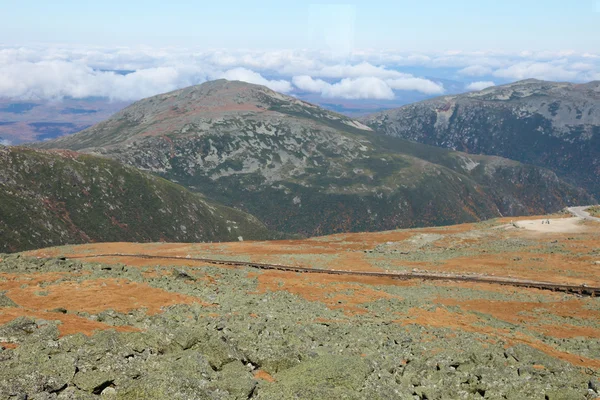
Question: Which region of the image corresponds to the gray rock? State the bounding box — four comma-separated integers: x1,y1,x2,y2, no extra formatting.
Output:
257,355,371,399
589,378,600,393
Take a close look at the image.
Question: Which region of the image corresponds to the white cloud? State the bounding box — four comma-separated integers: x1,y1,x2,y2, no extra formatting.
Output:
0,60,207,100
458,65,493,76
293,76,394,99
0,45,598,102
0,139,11,146
465,81,496,91
570,62,596,71
292,75,330,93
386,78,444,94
219,68,292,92
293,73,444,98
492,62,580,81
314,62,407,79
292,62,444,95
324,77,395,99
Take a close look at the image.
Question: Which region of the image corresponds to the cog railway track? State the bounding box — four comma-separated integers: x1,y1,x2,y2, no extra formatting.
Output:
59,253,600,297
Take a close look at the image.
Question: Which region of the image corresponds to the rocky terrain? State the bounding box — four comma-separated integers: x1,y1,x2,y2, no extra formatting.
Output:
35,80,594,236
0,146,274,253
0,213,599,399
362,79,600,197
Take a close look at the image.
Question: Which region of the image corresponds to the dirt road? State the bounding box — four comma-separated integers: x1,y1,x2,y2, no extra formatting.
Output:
568,206,600,222
514,217,587,233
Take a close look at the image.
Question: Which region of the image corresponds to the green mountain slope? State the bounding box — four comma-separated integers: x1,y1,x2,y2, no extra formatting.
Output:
362,79,600,197
0,146,274,252
35,80,594,236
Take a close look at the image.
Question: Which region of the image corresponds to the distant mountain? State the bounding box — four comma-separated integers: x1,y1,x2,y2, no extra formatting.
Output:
362,79,600,197
35,80,594,236
0,98,130,144
0,146,274,252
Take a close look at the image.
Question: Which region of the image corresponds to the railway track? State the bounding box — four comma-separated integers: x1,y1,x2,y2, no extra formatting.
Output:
63,253,600,297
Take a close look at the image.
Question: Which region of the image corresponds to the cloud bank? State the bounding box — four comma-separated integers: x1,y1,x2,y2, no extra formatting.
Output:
291,74,446,99
465,81,496,91
0,46,598,102
220,68,293,93
293,76,395,99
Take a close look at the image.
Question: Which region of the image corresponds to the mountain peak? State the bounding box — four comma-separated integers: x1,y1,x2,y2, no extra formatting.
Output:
178,79,268,95
146,78,325,117
155,79,289,107
34,80,371,150
459,78,595,101
513,78,546,84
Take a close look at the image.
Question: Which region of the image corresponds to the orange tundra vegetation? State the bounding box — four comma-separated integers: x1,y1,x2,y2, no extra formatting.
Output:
17,213,600,369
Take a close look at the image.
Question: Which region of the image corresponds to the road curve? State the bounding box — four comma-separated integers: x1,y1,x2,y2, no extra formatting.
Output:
567,206,600,222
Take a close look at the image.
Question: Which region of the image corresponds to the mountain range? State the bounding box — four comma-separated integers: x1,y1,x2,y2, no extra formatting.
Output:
34,79,593,237
362,79,600,197
0,98,130,145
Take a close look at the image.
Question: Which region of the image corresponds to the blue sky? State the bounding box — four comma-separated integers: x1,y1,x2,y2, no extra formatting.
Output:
2,0,599,51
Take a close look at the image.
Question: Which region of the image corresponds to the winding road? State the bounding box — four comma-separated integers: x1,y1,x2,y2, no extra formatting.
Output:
567,206,600,222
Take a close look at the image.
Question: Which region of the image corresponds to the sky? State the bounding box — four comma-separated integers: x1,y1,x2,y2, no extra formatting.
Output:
0,1,599,103
2,0,599,51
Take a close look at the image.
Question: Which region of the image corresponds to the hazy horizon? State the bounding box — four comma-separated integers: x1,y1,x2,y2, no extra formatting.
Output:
1,1,599,104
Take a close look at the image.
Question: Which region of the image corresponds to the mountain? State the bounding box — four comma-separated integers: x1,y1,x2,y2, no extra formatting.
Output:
0,146,274,252
35,79,594,236
0,97,130,144
362,79,600,197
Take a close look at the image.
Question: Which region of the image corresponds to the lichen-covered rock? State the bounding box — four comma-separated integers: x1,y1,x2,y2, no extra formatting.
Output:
116,350,216,399
257,355,372,399
213,361,256,399
0,256,595,399
0,322,75,398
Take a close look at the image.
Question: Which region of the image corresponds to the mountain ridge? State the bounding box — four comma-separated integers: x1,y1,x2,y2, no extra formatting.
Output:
0,145,276,252
362,79,600,197
34,80,594,236
39,79,374,151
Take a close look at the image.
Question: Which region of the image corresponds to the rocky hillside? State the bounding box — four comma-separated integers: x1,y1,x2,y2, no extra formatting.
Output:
36,80,594,236
362,79,600,197
0,146,274,252
3,215,600,399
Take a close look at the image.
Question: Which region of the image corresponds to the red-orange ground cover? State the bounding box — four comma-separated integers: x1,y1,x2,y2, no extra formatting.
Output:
19,214,600,368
